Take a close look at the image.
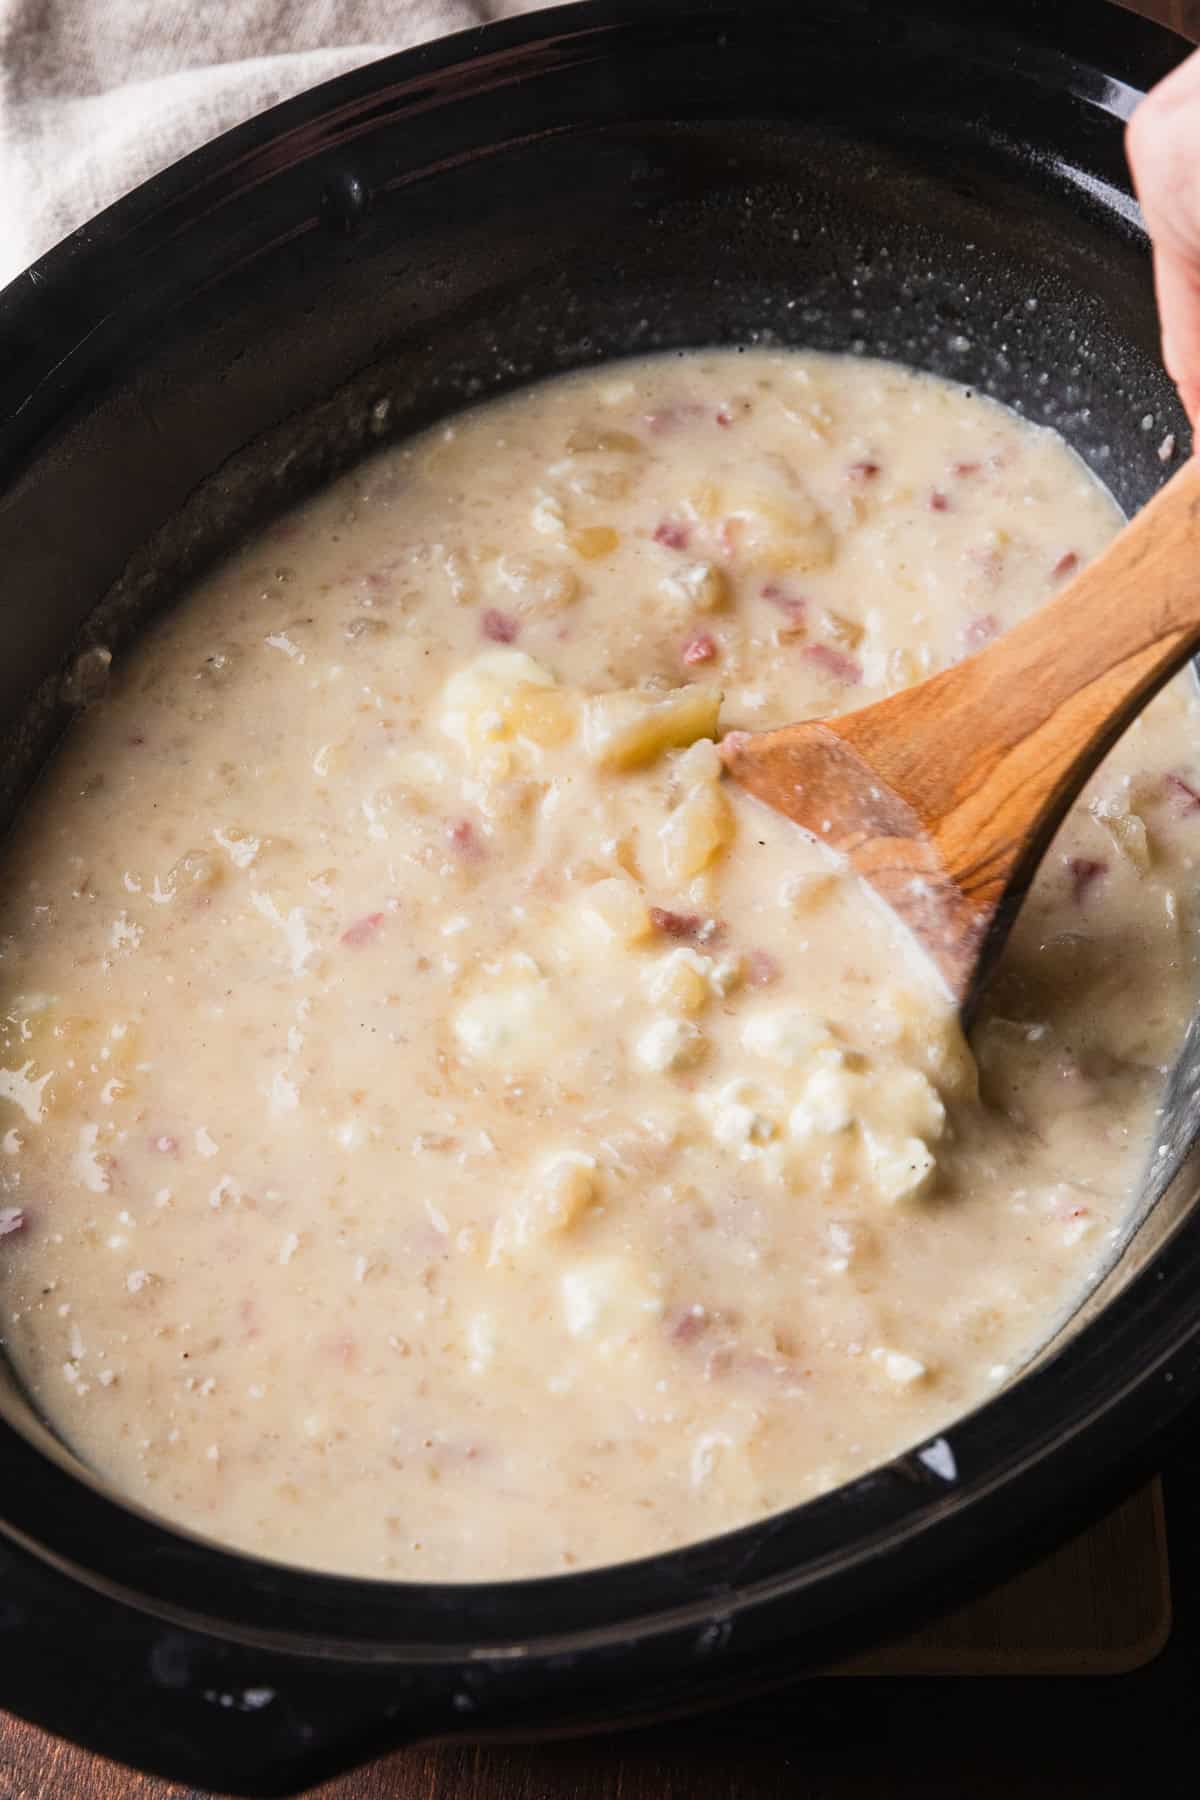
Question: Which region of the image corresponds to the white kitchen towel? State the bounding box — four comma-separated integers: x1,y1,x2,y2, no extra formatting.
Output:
0,0,565,288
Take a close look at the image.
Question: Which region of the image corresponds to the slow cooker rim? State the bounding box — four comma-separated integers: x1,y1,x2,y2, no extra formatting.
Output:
0,0,1196,1670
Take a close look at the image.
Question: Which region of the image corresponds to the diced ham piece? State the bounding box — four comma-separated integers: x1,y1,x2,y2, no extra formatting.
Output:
0,1206,25,1236
747,949,781,985
1066,857,1107,905
715,408,734,428
669,1305,709,1344
481,608,519,644
649,907,723,945
1165,772,1200,814
929,490,951,512
963,613,999,652
325,1333,359,1372
448,819,485,859
644,404,705,434
848,460,881,482
650,906,702,939
761,582,805,611
952,460,982,478
761,583,807,628
704,1344,735,1381
363,566,398,598
802,643,862,684
969,544,1005,584
654,518,691,551
341,911,385,947
1052,551,1080,581
682,633,718,666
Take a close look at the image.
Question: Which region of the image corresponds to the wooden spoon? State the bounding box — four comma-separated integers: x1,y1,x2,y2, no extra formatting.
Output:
720,457,1200,1017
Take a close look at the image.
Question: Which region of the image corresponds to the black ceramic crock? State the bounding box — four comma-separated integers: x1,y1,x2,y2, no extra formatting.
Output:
1,1,1199,1792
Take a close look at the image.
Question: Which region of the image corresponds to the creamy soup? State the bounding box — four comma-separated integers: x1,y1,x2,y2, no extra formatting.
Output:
0,351,1194,1580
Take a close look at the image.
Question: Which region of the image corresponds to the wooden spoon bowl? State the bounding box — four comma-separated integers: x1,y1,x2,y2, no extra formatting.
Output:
721,458,1200,1016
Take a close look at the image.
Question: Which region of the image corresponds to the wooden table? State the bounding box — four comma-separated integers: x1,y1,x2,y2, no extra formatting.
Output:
1130,0,1200,31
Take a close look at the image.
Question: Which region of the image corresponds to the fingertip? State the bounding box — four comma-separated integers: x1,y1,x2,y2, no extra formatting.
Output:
1180,381,1200,437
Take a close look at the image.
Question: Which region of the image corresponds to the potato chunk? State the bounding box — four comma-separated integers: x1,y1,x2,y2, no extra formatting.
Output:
580,876,654,947
659,561,729,614
863,1130,937,1203
440,649,559,758
1089,791,1151,874
569,526,619,561
724,473,835,572
635,1016,707,1072
658,782,732,882
583,684,722,771
643,948,712,1015
507,683,578,747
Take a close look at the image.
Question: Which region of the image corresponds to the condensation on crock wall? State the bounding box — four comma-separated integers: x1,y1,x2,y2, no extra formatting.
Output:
768,236,1177,510
746,134,1188,509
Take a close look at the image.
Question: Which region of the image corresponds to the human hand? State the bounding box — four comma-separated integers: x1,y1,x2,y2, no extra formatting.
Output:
1127,47,1200,429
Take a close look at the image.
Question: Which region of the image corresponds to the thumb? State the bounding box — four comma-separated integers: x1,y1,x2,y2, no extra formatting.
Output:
1127,47,1200,430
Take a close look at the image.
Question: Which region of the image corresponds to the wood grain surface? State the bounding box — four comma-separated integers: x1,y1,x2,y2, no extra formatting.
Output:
1125,0,1200,34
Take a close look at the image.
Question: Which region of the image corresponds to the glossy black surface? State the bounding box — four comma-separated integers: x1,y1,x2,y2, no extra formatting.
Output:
0,0,1196,1791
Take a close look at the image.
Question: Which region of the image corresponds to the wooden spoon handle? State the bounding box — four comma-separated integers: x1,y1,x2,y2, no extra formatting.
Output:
840,456,1200,905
